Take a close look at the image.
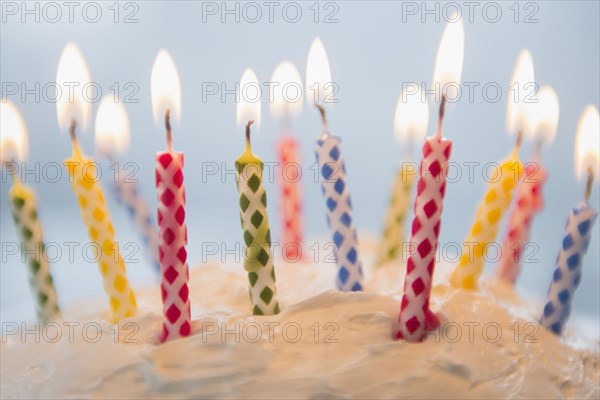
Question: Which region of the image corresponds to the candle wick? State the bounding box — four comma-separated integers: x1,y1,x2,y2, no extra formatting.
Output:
435,95,446,140
514,128,524,155
315,104,328,131
6,157,20,185
584,167,594,204
245,120,254,147
165,109,173,152
69,119,77,143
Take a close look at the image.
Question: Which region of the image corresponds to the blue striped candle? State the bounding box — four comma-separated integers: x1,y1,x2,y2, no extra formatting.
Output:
540,204,597,335
111,177,160,273
540,105,599,335
314,106,363,291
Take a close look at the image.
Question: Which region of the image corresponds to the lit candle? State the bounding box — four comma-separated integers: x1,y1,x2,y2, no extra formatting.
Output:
540,105,599,335
450,49,532,290
1,100,60,322
236,68,280,315
270,61,304,262
394,21,463,342
58,43,136,322
497,86,559,284
95,96,160,273
377,86,428,266
308,37,363,291
151,49,191,342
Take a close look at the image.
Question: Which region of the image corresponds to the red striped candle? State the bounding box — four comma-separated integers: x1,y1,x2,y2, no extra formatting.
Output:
394,18,463,342
156,133,190,343
395,135,452,342
151,49,190,343
497,161,546,284
277,135,303,262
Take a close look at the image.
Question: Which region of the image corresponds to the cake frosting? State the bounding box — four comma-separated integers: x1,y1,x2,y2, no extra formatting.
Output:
1,241,599,399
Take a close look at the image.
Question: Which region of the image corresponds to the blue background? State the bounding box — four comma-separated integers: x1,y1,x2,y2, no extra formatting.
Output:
1,1,599,325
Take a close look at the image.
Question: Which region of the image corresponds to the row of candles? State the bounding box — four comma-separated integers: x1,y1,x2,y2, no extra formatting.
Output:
1,20,598,343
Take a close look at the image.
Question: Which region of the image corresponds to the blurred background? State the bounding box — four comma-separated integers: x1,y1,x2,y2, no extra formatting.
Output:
1,1,599,329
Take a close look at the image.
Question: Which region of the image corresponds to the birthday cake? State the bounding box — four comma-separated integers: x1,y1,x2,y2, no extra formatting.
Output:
1,241,599,399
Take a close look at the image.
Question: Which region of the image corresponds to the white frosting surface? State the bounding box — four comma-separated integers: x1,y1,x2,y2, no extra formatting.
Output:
2,244,599,399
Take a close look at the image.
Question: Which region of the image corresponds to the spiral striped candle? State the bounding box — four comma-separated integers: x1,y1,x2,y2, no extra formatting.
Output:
497,161,546,284
8,177,60,322
395,136,452,342
111,175,160,273
377,163,416,266
65,139,137,322
450,154,524,289
156,149,191,342
540,204,597,334
314,108,363,292
276,135,304,262
236,122,280,315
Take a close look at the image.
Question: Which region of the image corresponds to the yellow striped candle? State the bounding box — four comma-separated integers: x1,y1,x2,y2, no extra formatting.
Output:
450,154,523,289
64,135,137,321
450,49,534,290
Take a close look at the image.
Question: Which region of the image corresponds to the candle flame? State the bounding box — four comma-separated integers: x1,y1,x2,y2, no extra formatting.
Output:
432,20,465,91
575,105,599,181
507,49,536,136
95,96,131,156
531,85,559,144
236,68,262,129
394,86,429,143
306,37,333,105
0,100,28,163
151,49,182,128
270,61,303,118
56,42,92,132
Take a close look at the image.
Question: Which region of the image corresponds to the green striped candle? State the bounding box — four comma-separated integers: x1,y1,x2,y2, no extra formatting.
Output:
235,121,280,315
9,177,60,322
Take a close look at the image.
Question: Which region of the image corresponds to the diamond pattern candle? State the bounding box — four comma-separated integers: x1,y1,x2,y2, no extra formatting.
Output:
498,85,560,285
395,135,452,341
540,105,599,335
270,61,305,263
2,100,60,322
151,49,191,343
395,19,464,342
377,164,416,265
112,176,160,273
540,205,597,334
94,96,160,274
8,178,60,322
236,121,280,315
65,135,137,322
156,146,191,342
497,161,546,284
315,106,363,292
450,154,523,289
277,135,304,261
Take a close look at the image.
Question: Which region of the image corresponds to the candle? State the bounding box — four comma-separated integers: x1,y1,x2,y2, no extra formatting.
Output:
307,38,364,291
377,86,428,266
58,43,136,322
540,105,599,335
151,50,191,342
1,101,60,322
95,96,160,273
497,86,559,284
270,61,304,262
394,21,463,342
236,69,280,315
450,49,533,290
